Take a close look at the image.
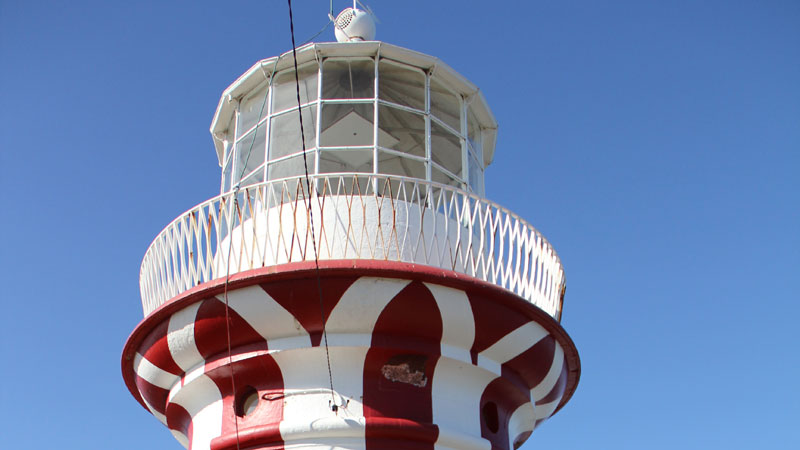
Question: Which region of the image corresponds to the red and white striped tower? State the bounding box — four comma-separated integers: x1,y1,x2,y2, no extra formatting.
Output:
122,10,580,450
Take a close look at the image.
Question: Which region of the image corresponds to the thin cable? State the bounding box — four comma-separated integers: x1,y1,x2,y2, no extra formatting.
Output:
222,42,280,450
222,192,242,450
239,13,330,180
221,49,280,450
287,0,337,411
219,6,337,444
222,60,272,450
299,18,332,47
237,56,282,181
220,15,328,443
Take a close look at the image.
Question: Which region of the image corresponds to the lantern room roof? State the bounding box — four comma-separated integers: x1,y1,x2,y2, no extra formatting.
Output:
210,41,498,168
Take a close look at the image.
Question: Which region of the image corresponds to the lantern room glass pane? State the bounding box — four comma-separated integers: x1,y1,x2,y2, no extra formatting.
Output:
432,167,460,188
378,151,426,180
235,124,266,184
238,83,268,138
319,149,373,174
322,59,375,99
272,63,318,113
320,103,373,147
267,153,315,181
240,164,265,187
269,106,317,162
378,105,425,158
379,60,425,111
430,121,463,179
430,77,461,132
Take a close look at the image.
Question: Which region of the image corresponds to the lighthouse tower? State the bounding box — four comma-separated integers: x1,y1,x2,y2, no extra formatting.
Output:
122,9,579,450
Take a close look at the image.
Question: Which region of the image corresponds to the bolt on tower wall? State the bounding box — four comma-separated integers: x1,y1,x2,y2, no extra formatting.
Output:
122,32,580,450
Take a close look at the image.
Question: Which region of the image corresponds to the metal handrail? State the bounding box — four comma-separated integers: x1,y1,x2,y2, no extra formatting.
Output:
139,174,565,320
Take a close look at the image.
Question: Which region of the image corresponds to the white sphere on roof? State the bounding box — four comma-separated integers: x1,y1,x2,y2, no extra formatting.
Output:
334,8,376,42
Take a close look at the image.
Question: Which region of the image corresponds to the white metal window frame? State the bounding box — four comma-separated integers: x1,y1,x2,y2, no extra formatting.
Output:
221,55,485,195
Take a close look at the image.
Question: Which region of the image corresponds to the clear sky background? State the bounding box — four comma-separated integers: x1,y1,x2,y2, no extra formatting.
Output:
1,1,798,449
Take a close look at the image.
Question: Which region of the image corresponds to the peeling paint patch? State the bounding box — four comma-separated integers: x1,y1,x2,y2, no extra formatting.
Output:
381,354,428,387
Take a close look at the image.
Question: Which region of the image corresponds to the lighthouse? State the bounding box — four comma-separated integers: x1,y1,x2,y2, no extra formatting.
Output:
122,8,580,450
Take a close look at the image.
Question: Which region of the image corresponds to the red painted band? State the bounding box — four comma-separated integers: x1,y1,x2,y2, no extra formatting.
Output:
122,260,580,415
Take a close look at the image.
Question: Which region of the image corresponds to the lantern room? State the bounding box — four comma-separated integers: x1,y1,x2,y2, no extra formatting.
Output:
210,42,498,197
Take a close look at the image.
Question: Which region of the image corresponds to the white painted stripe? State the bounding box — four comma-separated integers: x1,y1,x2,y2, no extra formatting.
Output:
315,333,373,348
425,283,474,364
280,416,367,440
167,302,204,372
272,276,411,447
273,346,367,439
134,352,179,390
263,335,316,352
431,358,495,449
529,342,564,402
189,399,224,450
476,322,548,374
325,277,411,336
141,395,168,426
170,375,223,450
507,403,535,447
440,343,469,363
474,356,502,376
435,428,492,450
533,398,560,420
168,363,205,403
217,284,311,345
274,438,366,449
182,364,206,389
170,429,189,449
170,374,222,419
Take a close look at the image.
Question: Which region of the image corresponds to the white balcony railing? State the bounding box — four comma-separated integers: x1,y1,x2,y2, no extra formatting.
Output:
139,174,565,320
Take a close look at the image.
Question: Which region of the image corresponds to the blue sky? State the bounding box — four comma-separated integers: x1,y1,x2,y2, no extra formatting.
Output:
1,1,798,448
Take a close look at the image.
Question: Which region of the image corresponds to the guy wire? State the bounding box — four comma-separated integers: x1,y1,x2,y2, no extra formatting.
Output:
287,0,338,411
220,9,333,448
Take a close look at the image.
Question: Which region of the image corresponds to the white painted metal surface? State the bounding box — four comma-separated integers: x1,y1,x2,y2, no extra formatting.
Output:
209,42,498,197
139,174,565,320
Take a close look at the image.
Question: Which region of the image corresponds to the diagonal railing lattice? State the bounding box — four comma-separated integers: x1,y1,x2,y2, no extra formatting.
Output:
140,174,566,320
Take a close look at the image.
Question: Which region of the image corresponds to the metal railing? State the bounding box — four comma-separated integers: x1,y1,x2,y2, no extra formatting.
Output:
139,174,565,320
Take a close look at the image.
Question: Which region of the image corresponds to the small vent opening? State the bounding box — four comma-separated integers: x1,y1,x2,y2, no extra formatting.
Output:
482,401,499,434
235,386,259,417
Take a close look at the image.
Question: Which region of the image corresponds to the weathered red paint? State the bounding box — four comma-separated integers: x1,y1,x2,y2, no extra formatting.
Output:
122,260,580,450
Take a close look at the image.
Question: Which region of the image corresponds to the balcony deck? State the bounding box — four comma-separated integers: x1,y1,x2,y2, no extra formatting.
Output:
139,174,565,320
